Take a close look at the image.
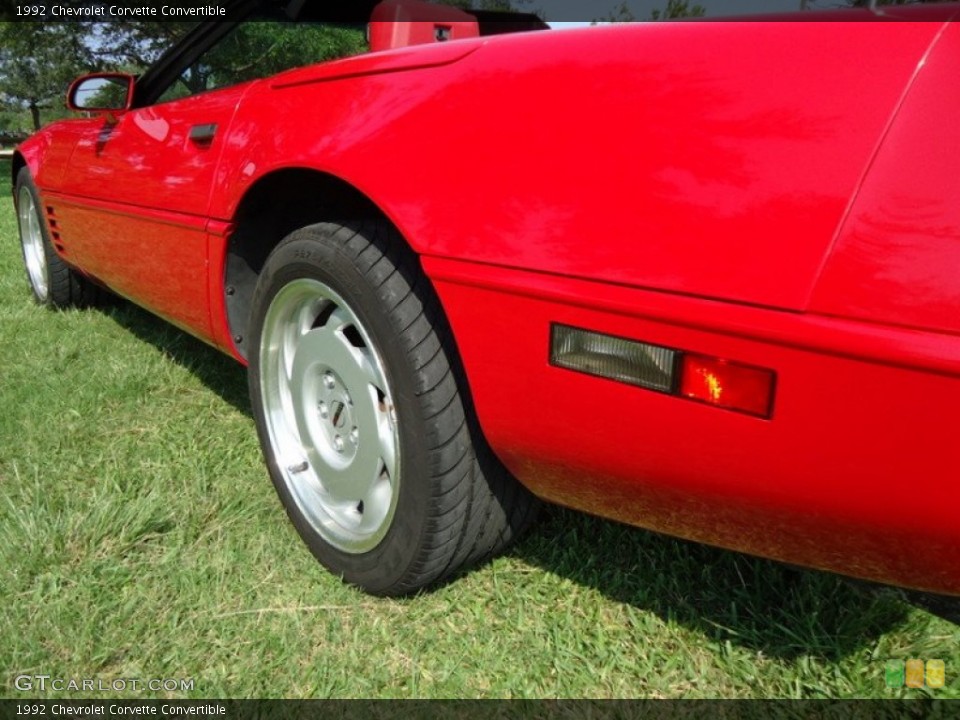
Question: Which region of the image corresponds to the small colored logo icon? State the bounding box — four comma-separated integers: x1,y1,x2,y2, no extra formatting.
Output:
906,659,925,688
886,659,946,689
927,660,946,689
885,660,905,688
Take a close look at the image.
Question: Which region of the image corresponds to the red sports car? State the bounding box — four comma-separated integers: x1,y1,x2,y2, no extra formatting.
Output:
12,0,960,596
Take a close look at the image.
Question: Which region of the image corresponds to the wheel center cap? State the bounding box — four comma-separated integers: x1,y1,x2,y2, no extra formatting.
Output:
312,368,359,461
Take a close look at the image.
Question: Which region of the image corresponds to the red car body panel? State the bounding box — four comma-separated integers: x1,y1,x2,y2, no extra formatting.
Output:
810,22,960,336
44,83,254,338
214,21,940,312
14,5,960,594
425,256,960,595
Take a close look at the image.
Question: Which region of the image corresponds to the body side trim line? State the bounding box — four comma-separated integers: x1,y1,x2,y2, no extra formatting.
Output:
270,43,481,89
42,190,209,232
422,255,960,379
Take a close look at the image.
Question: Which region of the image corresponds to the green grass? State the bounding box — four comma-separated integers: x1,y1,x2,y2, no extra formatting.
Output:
0,176,957,699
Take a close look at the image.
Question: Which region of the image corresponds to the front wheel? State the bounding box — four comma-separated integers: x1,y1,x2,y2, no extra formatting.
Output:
248,221,538,595
15,168,104,307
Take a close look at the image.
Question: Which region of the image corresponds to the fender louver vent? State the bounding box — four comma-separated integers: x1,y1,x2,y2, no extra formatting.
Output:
45,206,65,254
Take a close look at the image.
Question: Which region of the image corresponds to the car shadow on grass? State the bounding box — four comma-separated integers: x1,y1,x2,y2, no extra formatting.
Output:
510,506,931,661
103,301,252,415
102,300,951,661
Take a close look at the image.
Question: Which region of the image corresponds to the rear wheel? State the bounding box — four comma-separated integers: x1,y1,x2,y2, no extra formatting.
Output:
248,220,538,595
15,168,104,307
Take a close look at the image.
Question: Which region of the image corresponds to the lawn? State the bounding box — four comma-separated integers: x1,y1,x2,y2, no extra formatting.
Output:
0,156,957,699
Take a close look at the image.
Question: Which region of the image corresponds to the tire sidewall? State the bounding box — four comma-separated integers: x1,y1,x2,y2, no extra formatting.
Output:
14,168,55,305
248,226,435,594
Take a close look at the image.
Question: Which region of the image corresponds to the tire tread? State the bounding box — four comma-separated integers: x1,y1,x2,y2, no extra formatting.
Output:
258,219,538,595
15,168,107,309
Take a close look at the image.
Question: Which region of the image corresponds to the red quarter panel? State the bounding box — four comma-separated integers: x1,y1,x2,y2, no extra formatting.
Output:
810,23,960,335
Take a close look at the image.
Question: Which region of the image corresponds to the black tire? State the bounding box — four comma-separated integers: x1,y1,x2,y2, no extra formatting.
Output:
15,168,104,308
248,220,538,595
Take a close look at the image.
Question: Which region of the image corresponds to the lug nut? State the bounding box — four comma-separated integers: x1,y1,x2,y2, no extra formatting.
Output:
334,436,345,452
323,373,336,390
350,427,359,443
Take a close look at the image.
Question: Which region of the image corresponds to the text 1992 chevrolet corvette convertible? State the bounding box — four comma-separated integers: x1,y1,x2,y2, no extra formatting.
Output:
12,0,960,596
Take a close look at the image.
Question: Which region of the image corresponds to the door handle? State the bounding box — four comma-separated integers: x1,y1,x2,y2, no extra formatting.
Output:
189,123,218,144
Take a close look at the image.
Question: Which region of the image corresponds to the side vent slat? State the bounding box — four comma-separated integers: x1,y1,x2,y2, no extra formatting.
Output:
45,205,66,253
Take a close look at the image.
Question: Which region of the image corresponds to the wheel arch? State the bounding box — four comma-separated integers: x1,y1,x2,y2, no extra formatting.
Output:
224,167,400,360
10,152,27,202
222,169,501,478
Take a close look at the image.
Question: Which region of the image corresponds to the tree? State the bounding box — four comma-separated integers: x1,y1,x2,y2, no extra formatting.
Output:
594,0,706,23
0,2,533,131
0,19,358,129
594,1,638,21
87,21,195,72
0,21,194,130
440,0,533,10
165,23,367,100
0,23,93,130
650,0,705,20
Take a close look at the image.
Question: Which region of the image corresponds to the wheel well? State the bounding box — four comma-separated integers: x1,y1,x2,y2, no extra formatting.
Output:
11,152,26,194
224,169,388,359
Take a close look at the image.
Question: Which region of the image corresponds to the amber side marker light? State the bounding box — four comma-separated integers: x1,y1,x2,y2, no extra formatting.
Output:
679,354,775,418
550,324,775,419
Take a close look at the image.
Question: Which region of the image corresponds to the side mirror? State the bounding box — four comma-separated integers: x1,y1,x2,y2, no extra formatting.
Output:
67,73,135,114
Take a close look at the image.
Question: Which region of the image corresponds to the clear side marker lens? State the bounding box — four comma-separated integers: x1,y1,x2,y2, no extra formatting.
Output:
550,325,677,393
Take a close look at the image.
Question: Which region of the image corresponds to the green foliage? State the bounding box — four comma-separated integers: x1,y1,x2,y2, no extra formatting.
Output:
90,21,196,71
0,0,537,131
0,108,35,136
650,0,706,20
0,23,92,130
439,0,533,10
594,1,638,21
0,20,365,129
594,0,706,23
0,21,193,130
166,23,367,100
76,77,132,111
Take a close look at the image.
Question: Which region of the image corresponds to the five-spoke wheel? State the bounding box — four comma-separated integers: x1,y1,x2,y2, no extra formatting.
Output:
248,221,538,595
259,278,400,554
17,183,50,302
